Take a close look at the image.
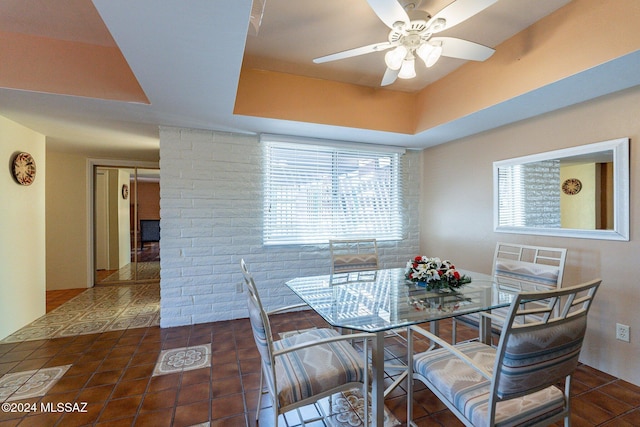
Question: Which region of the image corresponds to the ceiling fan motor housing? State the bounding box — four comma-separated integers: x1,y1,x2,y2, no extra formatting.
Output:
388,9,434,46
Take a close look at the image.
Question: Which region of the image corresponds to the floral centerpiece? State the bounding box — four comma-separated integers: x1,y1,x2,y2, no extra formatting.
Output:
405,256,471,291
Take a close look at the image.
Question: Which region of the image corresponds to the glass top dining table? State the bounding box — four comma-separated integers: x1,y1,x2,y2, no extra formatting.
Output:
285,267,538,426
285,267,521,333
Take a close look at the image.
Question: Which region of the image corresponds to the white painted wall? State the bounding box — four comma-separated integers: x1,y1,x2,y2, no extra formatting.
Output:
158,127,421,327
118,169,131,268
46,151,90,290
95,169,110,271
107,169,120,269
560,163,596,229
46,153,159,291
0,116,46,340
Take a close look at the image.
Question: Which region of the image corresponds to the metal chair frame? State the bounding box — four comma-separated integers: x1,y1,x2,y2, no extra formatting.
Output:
241,259,373,426
408,279,601,427
452,242,567,343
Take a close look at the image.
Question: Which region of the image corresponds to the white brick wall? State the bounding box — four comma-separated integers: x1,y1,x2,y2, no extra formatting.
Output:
159,126,421,328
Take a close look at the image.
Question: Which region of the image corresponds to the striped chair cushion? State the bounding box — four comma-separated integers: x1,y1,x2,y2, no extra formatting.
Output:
272,328,365,408
333,254,378,273
457,259,562,337
413,342,565,427
497,315,587,400
494,259,560,287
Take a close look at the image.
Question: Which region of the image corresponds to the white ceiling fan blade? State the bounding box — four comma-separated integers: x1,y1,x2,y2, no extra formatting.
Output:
313,42,393,64
427,0,498,33
433,37,495,61
367,0,410,29
381,67,400,86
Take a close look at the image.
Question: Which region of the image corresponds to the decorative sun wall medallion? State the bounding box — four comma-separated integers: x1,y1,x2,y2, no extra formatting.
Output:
11,152,36,185
561,178,582,195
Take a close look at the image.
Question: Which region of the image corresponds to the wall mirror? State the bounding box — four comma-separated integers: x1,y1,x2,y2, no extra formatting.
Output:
94,166,160,285
494,138,629,241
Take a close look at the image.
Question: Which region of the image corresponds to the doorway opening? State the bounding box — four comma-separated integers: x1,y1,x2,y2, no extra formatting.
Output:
94,166,160,285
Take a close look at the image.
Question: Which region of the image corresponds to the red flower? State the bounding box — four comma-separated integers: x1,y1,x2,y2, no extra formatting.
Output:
414,256,422,262
453,271,460,279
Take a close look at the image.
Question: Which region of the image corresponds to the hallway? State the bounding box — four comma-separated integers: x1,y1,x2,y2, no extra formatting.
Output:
0,287,639,426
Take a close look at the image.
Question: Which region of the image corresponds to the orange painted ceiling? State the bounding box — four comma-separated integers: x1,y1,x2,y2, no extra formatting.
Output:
0,0,638,158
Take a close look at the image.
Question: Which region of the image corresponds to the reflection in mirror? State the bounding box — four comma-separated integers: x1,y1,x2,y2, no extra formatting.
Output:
494,138,629,241
94,167,160,285
134,169,161,282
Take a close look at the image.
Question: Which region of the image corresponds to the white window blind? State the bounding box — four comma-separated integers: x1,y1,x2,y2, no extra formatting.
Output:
498,164,525,227
263,139,404,245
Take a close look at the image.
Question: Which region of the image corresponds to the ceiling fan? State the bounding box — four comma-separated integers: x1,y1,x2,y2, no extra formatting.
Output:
313,0,498,86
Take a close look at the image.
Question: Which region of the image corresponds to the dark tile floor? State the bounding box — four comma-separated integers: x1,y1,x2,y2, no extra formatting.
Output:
0,290,639,426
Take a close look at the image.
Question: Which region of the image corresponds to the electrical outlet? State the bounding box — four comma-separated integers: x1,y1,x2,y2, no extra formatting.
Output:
616,323,630,342
236,282,243,294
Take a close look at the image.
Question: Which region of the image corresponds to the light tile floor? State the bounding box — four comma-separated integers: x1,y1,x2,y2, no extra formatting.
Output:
275,389,399,427
153,344,212,377
0,364,71,403
0,284,160,344
101,262,161,283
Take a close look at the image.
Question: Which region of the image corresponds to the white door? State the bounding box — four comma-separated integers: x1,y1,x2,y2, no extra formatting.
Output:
95,170,110,270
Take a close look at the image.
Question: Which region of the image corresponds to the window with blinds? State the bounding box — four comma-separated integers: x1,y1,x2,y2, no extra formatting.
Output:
263,138,404,245
498,164,525,227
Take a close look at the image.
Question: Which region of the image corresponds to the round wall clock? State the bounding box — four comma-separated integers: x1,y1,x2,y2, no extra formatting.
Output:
12,152,36,185
562,178,582,195
122,184,129,199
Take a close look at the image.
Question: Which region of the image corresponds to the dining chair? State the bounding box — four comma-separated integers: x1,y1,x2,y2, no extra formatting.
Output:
240,259,373,426
407,278,601,427
329,239,379,274
452,242,567,343
328,238,409,344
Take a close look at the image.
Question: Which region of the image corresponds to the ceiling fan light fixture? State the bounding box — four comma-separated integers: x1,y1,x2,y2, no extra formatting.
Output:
417,42,442,67
384,45,408,70
398,58,416,79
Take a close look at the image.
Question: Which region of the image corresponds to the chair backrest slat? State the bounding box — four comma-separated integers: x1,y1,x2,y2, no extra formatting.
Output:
491,279,600,404
240,260,276,371
493,242,567,288
492,243,568,323
329,239,379,274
